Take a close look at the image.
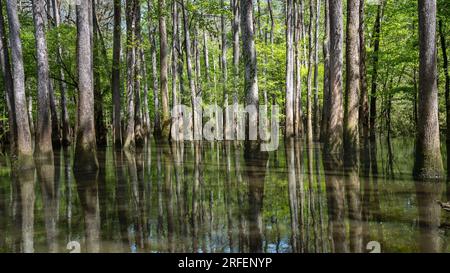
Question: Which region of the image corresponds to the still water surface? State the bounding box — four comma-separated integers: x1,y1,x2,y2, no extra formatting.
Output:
0,138,449,253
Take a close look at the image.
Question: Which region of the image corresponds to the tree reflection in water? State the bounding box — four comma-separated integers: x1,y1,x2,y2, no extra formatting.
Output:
0,138,449,252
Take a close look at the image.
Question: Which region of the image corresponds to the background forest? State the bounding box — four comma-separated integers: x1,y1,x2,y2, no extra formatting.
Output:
0,0,448,179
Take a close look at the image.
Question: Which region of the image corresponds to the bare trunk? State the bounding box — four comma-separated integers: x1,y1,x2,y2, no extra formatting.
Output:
320,0,330,142
112,0,122,148
124,0,136,149
359,0,369,142
134,1,143,146
0,0,16,152
241,0,260,152
74,0,98,169
306,0,314,143
159,0,171,140
344,0,360,165
6,0,33,157
369,2,383,143
413,0,444,179
32,0,53,155
313,0,321,141
182,0,201,140
439,20,450,176
325,0,344,156
294,0,303,137
222,0,231,140
286,0,295,138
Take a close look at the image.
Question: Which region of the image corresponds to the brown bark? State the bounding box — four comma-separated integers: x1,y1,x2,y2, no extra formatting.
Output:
325,0,344,156
112,0,122,148
124,0,136,149
32,0,53,155
413,0,444,180
0,0,16,152
241,0,260,153
439,20,450,176
74,0,98,170
159,0,171,140
344,0,360,165
6,0,33,157
285,0,295,138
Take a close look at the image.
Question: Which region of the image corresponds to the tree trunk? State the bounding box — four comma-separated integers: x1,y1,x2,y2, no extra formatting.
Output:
285,0,295,138
325,0,344,156
74,0,98,169
306,0,314,143
159,0,171,140
134,1,144,147
112,0,122,148
439,20,450,177
222,0,231,140
32,0,53,155
369,2,383,143
313,0,321,141
344,0,360,165
182,0,201,140
124,0,136,149
0,0,16,152
6,0,33,157
148,0,160,136
320,0,330,142
294,0,303,137
232,0,240,136
241,0,260,153
359,0,369,142
413,0,444,180
171,0,181,140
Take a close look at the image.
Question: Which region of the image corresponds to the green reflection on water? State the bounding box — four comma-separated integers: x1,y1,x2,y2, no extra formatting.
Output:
0,138,449,253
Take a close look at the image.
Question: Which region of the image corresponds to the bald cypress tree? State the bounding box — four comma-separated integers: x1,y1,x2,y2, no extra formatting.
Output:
5,0,33,158
413,0,444,180
74,0,98,170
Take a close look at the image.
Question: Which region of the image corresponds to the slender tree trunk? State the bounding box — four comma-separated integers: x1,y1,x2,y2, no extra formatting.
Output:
369,2,383,143
232,0,240,137
413,0,444,180
112,0,122,148
313,0,321,141
294,0,303,137
159,0,171,140
92,2,107,147
6,0,33,158
306,0,314,143
267,0,274,44
320,0,330,142
32,0,53,155
28,94,34,140
241,0,260,153
285,0,295,138
74,0,97,169
124,0,136,149
325,0,344,155
141,48,150,136
171,0,181,140
147,1,160,136
0,0,16,152
439,20,450,176
222,0,231,140
134,1,144,146
182,0,201,140
359,0,369,142
344,0,360,164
